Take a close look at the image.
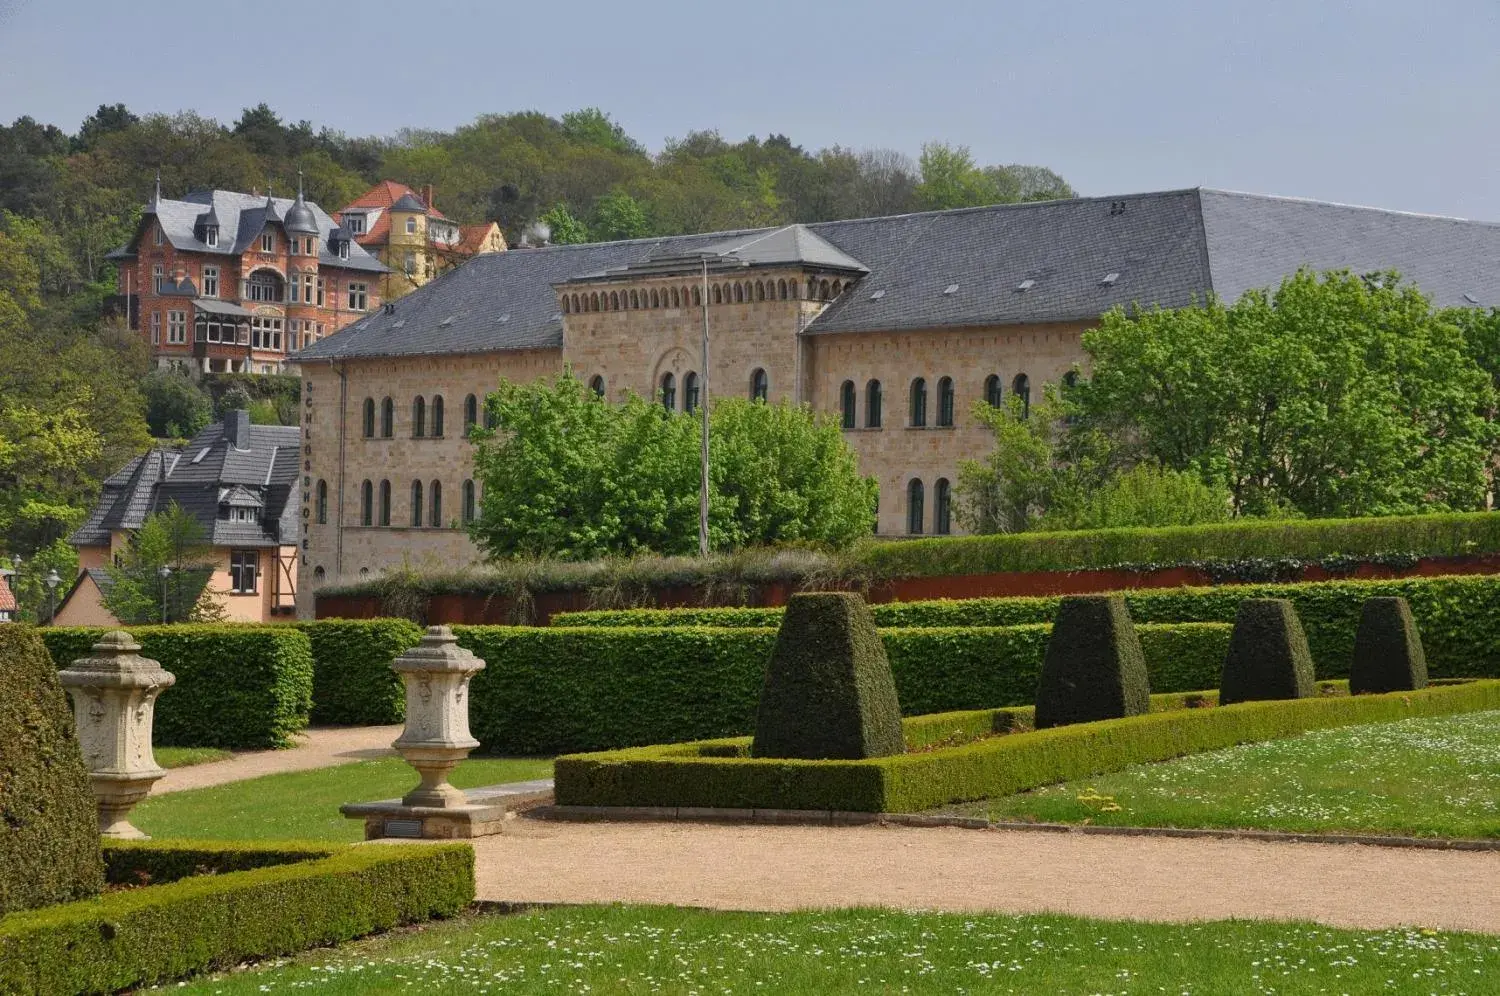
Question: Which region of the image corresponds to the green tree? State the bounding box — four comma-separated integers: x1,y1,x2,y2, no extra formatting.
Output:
102,502,223,625
590,189,652,241
561,108,646,157
7,537,78,624
143,368,213,438
915,143,1002,211
1039,464,1232,532
954,393,1073,533
538,204,590,245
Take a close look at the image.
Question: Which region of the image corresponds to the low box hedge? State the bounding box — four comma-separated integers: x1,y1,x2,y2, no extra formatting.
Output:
555,679,1500,813
0,839,474,995
294,618,424,725
454,622,1230,755
41,625,313,750
552,575,1500,681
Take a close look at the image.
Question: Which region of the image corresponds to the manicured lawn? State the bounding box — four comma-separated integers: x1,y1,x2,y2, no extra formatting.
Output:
131,757,553,842
174,904,1500,994
946,710,1500,838
156,746,234,768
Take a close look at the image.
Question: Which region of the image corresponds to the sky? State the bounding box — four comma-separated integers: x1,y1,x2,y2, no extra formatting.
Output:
2,0,1497,219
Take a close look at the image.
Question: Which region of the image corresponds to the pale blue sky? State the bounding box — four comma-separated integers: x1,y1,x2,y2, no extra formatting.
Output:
2,0,1497,218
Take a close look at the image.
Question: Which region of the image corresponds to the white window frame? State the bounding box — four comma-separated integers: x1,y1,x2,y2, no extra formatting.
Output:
152,264,164,294
316,277,326,307
153,225,164,246
348,282,368,312
201,265,218,298
229,550,258,594
405,217,416,234
150,311,161,344
167,310,187,344
260,232,274,253
345,214,365,235
204,226,218,248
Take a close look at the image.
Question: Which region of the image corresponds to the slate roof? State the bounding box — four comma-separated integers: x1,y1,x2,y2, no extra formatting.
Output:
295,187,1500,362
109,189,386,273
72,419,301,549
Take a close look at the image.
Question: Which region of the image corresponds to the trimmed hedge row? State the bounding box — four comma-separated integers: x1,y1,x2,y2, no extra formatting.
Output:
40,625,314,750
454,623,1230,755
554,679,1500,813
0,839,474,995
552,575,1500,680
294,618,423,725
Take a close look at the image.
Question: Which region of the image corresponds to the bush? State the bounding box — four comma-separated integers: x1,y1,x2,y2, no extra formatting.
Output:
0,840,473,995
41,625,313,749
453,622,1227,755
1220,600,1316,705
1034,595,1150,729
0,626,104,916
752,593,902,760
552,575,1500,680
1350,597,1429,694
554,679,1500,813
295,619,424,725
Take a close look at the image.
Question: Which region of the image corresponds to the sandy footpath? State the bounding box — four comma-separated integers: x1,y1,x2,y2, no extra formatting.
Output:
473,818,1500,934
154,725,400,794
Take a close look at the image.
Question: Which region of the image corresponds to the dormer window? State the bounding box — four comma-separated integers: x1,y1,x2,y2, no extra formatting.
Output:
345,214,365,235
338,240,350,260
204,225,219,247
260,232,274,253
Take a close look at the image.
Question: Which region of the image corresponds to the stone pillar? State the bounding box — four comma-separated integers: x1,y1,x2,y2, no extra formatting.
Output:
392,625,485,808
56,631,175,839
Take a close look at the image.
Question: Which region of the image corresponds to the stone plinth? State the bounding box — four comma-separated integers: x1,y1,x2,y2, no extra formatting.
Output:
56,631,175,839
342,779,554,840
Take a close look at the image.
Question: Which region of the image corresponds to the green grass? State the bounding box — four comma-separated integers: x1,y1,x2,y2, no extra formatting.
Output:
130,757,553,842
950,709,1500,838
156,746,234,769
170,904,1500,994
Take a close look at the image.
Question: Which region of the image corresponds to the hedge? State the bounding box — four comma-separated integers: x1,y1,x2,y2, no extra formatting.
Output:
554,678,1500,813
454,622,1230,755
553,575,1500,680
40,625,313,750
294,618,423,725
0,840,473,995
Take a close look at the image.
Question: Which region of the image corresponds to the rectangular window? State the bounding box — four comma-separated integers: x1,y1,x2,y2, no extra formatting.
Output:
345,214,365,234
201,265,218,298
303,273,314,304
347,282,367,312
229,550,258,594
260,232,274,253
305,237,316,256
406,217,416,234
204,227,218,248
316,277,325,307
153,225,164,246
288,319,300,348
150,311,161,344
167,310,187,344
251,317,284,352
152,264,164,294
404,251,417,276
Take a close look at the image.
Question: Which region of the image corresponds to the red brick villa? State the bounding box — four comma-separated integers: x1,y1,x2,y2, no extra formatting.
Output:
108,177,388,373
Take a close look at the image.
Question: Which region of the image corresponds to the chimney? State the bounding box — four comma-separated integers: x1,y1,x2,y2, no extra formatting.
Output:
422,184,435,211
226,408,251,450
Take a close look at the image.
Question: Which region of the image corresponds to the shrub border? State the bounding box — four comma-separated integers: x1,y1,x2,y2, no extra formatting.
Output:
0,840,474,995
555,680,1500,815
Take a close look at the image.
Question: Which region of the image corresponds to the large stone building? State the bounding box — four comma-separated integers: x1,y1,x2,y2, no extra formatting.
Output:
336,181,506,300
108,180,388,374
291,187,1500,615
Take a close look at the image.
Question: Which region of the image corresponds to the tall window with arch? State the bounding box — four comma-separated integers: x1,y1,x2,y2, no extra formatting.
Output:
589,375,606,398
429,480,442,527
410,480,423,527
463,394,478,434
361,398,375,438
462,479,476,524
379,480,391,526
937,377,955,427
934,478,952,534
750,368,768,402
360,480,373,527
840,380,857,429
381,397,394,438
1013,373,1031,419
909,377,928,427
984,374,1003,408
660,372,676,411
315,480,327,524
431,396,445,437
865,379,882,428
411,396,426,438
907,479,925,535
684,372,701,414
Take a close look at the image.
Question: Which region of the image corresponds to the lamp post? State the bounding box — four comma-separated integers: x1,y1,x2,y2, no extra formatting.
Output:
158,565,172,624
44,569,60,625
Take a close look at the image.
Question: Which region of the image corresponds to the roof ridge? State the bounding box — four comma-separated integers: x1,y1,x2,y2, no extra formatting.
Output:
1199,187,1500,228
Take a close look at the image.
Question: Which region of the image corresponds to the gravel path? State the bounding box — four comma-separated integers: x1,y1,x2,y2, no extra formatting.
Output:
473,818,1500,934
154,725,400,794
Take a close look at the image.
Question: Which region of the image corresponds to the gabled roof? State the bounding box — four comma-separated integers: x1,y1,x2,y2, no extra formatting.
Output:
458,222,504,255
295,187,1500,362
676,224,869,273
338,180,449,246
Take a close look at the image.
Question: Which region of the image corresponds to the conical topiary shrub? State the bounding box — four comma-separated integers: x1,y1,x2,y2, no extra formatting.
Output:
1350,596,1428,694
1034,595,1151,730
0,626,104,916
1219,599,1316,705
751,591,904,759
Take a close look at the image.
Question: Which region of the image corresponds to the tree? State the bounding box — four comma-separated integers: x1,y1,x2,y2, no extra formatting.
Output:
72,103,138,153
915,143,1002,211
590,189,652,241
538,204,590,245
954,393,1076,533
469,374,875,559
560,108,646,157
102,502,224,624
143,368,212,438
1040,464,1232,532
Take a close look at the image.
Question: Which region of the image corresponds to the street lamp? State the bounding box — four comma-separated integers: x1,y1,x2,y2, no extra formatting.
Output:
44,569,61,625
158,565,172,624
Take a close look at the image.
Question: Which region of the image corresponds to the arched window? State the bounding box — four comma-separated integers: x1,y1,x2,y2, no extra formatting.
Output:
591,292,601,311
650,289,660,308
934,479,952,534
712,285,722,305
791,279,801,300
819,279,831,300
831,280,842,297
670,287,679,307
631,289,641,309
681,286,690,306
907,479,925,535
361,398,375,438
807,277,818,298
379,479,391,526
562,295,571,314
360,480,373,526
462,479,476,524
750,368,768,402
1063,370,1079,390
412,396,426,438
692,285,702,306
660,372,676,411
431,395,445,437
778,279,788,300
316,479,327,524
570,293,580,313
610,291,620,310
866,379,883,429
381,397,394,438
463,394,478,434
840,380,857,429
909,378,928,427
984,374,1002,408
1013,373,1031,419
756,281,766,301
430,480,442,527
312,566,326,586
410,480,423,527
589,374,605,398
937,377,955,427
684,372,701,414
734,283,744,303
